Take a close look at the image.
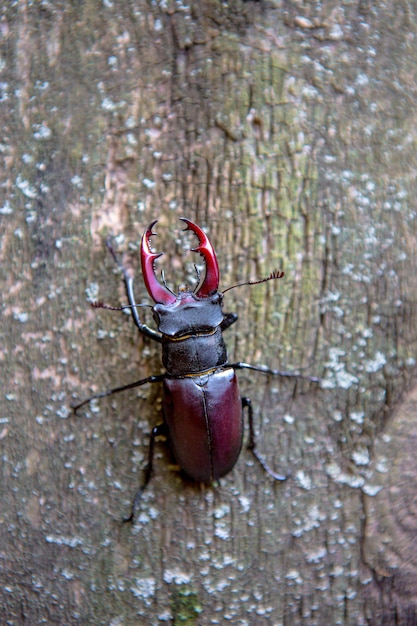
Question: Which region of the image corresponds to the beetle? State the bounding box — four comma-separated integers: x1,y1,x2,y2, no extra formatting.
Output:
73,218,319,521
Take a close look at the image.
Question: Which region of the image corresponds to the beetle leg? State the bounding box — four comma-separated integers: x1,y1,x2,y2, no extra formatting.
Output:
242,397,287,482
72,374,166,413
231,362,321,385
123,422,168,523
106,239,162,343
220,312,238,332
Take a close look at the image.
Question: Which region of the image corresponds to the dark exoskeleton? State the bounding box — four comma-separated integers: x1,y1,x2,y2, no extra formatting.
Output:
73,218,319,522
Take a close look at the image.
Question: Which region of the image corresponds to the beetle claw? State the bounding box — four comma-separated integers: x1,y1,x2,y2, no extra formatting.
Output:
180,218,220,297
141,221,176,304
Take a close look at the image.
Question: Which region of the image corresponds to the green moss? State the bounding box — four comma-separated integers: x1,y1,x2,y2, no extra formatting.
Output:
171,585,202,626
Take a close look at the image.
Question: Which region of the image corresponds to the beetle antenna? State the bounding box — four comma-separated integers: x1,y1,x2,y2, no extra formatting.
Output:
161,270,176,296
91,301,151,311
222,270,285,294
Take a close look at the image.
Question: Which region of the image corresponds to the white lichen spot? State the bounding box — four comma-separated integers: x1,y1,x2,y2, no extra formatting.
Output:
216,579,230,591
286,569,303,584
45,534,83,548
331,565,344,578
127,133,137,146
33,123,52,140
362,483,382,496
0,201,13,214
283,414,295,424
329,24,344,40
350,411,364,424
326,463,365,488
142,178,156,189
101,97,117,111
342,263,355,274
320,290,340,304
89,398,100,414
356,73,369,86
295,470,312,490
322,370,358,390
157,611,172,622
26,210,37,225
71,175,83,188
292,505,326,537
305,547,327,563
163,569,192,585
130,577,156,599
214,526,230,541
238,496,251,512
322,347,359,389
375,457,389,473
56,405,70,419
364,351,386,373
147,506,159,520
214,504,230,519
13,311,28,323
136,511,151,524
85,282,99,302
352,448,370,466
16,174,37,198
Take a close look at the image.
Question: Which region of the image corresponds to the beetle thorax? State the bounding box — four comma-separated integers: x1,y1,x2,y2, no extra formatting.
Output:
153,292,228,376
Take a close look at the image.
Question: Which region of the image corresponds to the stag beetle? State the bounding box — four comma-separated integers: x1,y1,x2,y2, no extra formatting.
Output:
73,218,319,522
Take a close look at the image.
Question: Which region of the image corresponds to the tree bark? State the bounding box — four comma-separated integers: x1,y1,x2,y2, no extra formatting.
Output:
2,1,417,624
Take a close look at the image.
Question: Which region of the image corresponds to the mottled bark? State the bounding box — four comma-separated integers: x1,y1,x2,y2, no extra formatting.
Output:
1,1,417,624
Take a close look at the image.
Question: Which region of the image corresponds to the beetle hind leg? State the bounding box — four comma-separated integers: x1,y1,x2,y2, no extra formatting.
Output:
242,397,287,482
123,422,168,523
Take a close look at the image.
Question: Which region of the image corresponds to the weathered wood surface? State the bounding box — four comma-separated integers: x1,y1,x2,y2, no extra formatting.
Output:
1,1,417,624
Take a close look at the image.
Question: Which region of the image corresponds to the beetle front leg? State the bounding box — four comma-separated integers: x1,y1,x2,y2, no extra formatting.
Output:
106,239,162,343
123,422,168,523
242,397,287,482
220,312,238,332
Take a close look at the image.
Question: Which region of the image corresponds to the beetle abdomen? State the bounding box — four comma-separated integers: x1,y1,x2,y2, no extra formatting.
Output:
162,368,243,482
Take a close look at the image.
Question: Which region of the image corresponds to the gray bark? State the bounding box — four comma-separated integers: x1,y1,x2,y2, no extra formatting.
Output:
1,1,417,624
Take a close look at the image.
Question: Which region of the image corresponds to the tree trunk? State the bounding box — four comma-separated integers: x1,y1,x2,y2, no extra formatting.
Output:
2,1,417,624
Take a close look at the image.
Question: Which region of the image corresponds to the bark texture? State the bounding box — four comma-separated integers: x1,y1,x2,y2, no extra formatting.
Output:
1,1,417,624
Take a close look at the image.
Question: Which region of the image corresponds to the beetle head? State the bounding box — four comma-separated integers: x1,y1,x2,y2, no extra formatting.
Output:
153,291,224,338
140,219,223,337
